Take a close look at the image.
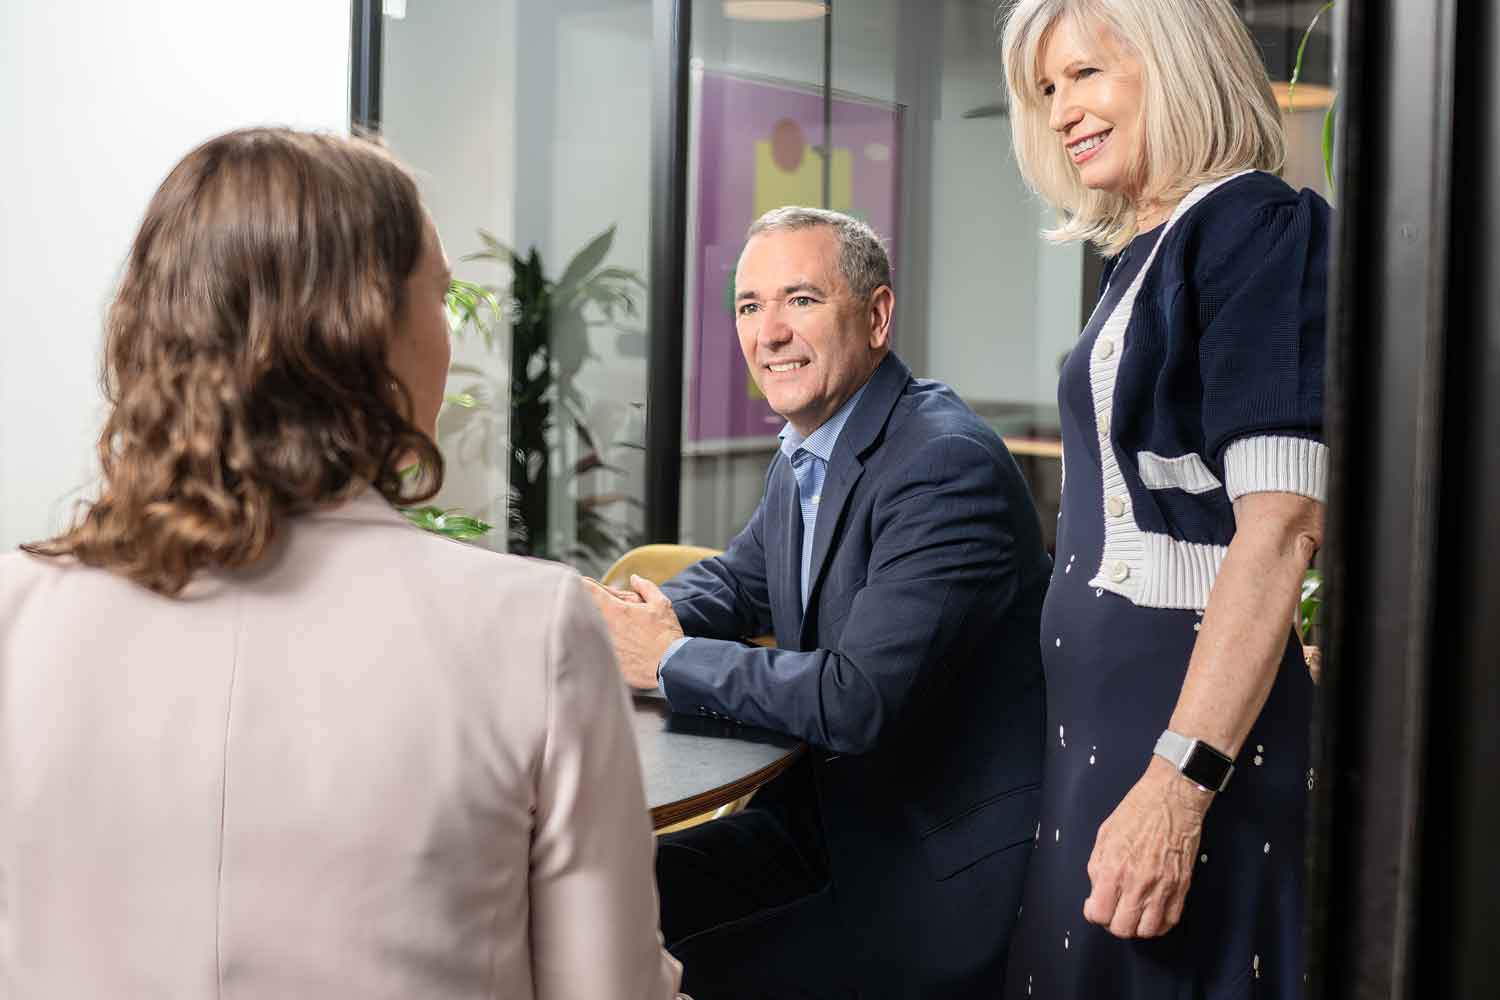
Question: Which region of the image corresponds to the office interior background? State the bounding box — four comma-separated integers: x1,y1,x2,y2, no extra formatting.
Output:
1,0,1496,995
377,0,1335,571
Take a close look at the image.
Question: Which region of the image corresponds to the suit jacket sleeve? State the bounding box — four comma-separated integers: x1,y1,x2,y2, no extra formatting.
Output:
529,575,682,1000
662,493,774,641
660,433,1025,755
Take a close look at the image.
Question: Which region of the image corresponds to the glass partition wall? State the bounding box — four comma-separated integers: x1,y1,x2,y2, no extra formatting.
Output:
680,0,1084,551
367,0,1334,568
676,0,1335,552
380,0,655,575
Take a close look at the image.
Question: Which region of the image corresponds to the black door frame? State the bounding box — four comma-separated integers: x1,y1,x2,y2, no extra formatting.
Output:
1312,0,1500,995
644,0,691,544
349,0,382,131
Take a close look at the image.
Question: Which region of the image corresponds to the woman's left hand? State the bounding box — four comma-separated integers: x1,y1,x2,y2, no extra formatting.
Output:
1083,756,1213,939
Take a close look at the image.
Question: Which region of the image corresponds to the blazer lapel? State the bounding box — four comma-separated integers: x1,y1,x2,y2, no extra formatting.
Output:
797,353,910,649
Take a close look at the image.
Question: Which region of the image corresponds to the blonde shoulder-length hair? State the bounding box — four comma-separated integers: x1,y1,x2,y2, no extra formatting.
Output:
1001,0,1285,254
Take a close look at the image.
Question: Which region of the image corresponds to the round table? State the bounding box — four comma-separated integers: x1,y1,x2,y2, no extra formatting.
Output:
632,696,804,829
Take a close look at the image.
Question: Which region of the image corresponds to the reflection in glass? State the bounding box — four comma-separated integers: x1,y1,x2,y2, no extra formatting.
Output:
382,0,653,576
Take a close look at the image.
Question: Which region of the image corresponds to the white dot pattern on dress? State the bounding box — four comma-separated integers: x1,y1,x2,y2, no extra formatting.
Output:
1263,842,1271,854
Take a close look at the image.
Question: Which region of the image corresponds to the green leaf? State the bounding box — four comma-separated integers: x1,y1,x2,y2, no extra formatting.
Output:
555,226,616,296
445,278,504,348
1299,568,1324,638
1287,1,1335,112
464,229,521,271
550,308,593,378
398,505,495,541
1322,96,1338,192
444,391,480,409
590,265,647,288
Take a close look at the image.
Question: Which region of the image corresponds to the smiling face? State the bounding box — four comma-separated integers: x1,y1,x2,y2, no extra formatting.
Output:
1038,15,1148,204
733,225,893,437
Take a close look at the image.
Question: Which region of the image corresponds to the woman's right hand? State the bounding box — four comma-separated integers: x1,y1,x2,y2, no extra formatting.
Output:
1082,757,1212,939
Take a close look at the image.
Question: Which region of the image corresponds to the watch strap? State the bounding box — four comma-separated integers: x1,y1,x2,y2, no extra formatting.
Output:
1154,729,1235,792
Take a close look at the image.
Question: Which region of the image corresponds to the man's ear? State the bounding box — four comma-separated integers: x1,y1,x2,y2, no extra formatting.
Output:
866,285,895,349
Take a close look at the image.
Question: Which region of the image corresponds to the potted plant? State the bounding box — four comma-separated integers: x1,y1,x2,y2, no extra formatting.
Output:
425,226,646,572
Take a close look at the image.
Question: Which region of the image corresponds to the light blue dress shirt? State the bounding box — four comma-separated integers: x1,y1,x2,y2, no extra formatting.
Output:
655,382,871,693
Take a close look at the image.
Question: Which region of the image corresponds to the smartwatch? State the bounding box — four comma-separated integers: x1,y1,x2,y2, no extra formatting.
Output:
1153,729,1235,792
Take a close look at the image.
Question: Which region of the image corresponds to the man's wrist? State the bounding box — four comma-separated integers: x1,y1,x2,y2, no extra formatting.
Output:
657,636,692,694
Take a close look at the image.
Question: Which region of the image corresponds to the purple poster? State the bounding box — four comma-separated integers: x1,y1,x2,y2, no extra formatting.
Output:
688,69,903,445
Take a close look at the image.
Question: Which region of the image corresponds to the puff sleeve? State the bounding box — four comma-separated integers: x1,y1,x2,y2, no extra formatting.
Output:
1194,187,1333,502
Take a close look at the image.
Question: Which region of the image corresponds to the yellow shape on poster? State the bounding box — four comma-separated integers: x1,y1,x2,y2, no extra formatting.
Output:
747,141,854,400
753,140,853,219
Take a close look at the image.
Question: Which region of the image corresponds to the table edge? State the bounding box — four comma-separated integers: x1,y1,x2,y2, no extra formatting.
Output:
648,742,807,830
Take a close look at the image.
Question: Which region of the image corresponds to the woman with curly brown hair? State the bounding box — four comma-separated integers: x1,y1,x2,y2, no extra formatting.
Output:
0,128,682,999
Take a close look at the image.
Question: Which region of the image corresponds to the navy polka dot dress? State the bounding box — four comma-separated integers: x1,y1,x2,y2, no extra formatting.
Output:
1002,219,1316,1000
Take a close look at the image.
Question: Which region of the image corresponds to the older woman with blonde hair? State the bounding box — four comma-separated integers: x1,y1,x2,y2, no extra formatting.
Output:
0,128,682,999
997,1,1330,997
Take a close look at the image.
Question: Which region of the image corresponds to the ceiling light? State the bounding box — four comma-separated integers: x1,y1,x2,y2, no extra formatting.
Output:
723,1,829,22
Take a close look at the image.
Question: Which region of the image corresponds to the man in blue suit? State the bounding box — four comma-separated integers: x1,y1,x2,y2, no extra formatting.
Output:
588,207,1048,998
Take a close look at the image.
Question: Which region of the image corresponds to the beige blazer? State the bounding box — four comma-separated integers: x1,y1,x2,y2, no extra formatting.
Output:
0,490,681,999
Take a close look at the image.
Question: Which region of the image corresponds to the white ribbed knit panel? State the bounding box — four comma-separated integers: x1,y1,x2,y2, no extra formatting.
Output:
1137,451,1224,493
1137,534,1229,609
1223,435,1330,502
1086,171,1253,611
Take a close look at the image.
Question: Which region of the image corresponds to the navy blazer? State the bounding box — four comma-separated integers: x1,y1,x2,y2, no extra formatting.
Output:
661,353,1049,997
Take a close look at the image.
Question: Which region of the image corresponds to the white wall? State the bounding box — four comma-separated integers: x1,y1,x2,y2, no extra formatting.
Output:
0,0,351,550
923,0,1083,408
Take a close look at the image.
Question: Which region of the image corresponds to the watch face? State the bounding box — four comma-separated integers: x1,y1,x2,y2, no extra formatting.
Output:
1181,743,1234,791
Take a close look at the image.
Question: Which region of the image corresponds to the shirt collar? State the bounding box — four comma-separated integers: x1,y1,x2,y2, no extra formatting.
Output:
778,379,870,463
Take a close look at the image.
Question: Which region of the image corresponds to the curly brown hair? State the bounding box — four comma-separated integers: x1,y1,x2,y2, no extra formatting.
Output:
23,128,444,595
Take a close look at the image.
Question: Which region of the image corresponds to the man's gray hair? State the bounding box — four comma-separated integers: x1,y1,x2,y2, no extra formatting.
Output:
746,206,892,301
